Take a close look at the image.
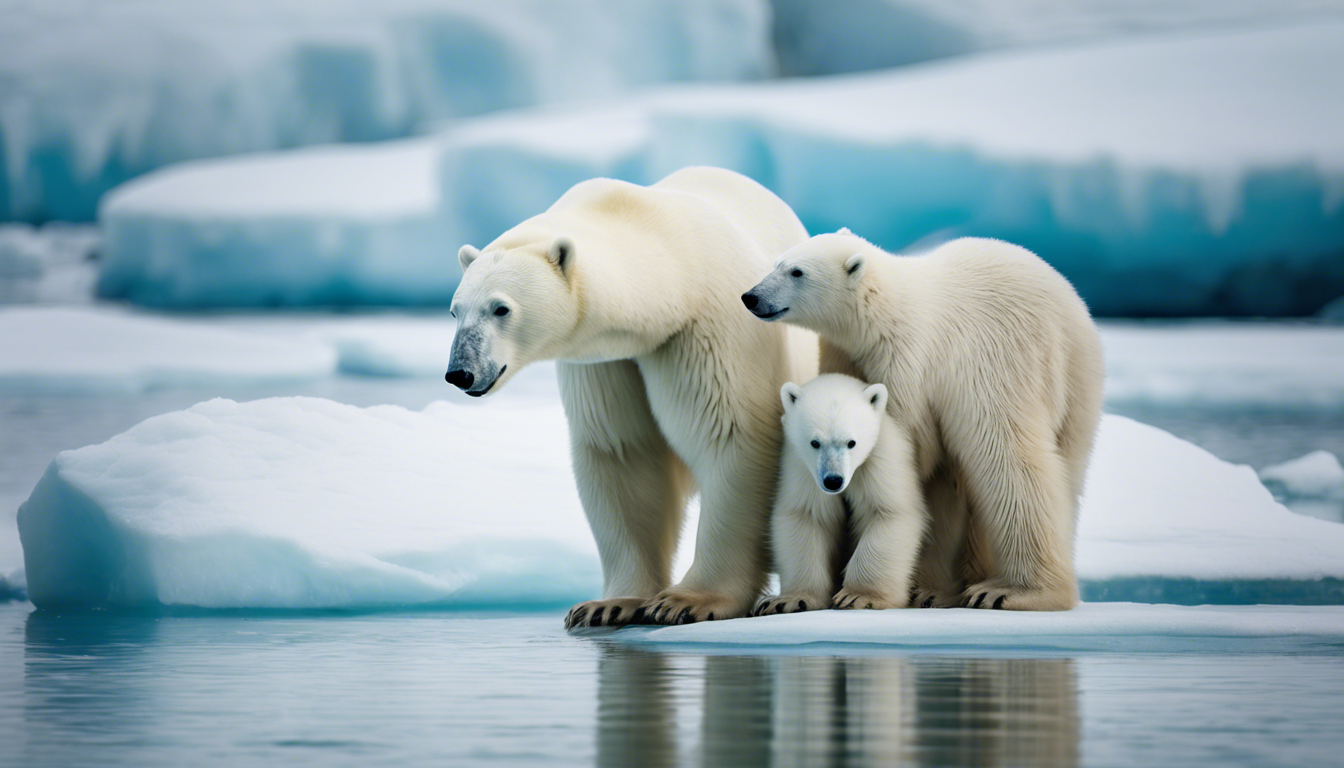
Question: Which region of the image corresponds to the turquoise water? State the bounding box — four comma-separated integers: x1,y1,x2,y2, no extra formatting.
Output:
2,603,1343,767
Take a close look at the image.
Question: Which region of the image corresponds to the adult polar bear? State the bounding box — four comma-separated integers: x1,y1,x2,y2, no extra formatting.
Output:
744,233,1104,611
447,167,818,628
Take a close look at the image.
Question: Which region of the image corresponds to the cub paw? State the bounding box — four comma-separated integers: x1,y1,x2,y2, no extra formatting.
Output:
910,586,961,609
752,594,825,617
564,597,648,630
832,587,906,610
638,588,748,625
961,580,1078,611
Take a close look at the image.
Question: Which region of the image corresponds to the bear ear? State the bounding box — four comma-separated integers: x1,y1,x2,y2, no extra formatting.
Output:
780,382,802,412
836,227,852,236
548,236,575,273
844,252,866,282
458,244,481,273
863,383,888,413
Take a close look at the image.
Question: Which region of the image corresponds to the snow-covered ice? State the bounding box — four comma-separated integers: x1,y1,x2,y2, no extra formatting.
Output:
1261,451,1344,500
14,398,1344,609
1099,322,1344,406
0,0,771,223
769,0,1344,75
18,397,600,610
99,22,1344,314
613,603,1344,653
0,307,337,392
0,224,100,305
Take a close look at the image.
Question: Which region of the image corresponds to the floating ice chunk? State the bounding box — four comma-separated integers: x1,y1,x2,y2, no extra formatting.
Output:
1261,451,1344,500
0,224,99,305
0,0,772,223
0,307,336,392
615,603,1344,653
18,397,598,610
1099,322,1344,406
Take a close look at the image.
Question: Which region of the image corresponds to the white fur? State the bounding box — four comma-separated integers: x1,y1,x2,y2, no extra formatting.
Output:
758,374,928,615
745,234,1105,611
448,167,818,628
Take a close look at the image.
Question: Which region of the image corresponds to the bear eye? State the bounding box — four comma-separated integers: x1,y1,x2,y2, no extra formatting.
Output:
847,440,856,449
493,305,510,317
790,268,804,278
810,439,820,449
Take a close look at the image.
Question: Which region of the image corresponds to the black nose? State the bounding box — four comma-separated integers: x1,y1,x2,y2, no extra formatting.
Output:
823,475,843,492
741,292,759,310
445,369,475,390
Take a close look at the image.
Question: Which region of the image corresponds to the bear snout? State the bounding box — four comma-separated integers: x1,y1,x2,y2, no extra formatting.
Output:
822,474,844,492
445,369,475,390
741,292,759,310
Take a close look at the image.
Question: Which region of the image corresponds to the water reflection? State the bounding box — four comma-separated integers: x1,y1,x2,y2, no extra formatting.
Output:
596,646,1079,767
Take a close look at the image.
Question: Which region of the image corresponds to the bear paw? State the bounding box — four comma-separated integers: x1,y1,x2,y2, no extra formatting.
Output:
637,588,747,625
961,580,1078,611
752,594,825,617
564,597,648,630
910,586,961,609
832,587,906,610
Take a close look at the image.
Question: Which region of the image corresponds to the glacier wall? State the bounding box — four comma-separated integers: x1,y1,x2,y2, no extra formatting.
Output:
0,0,771,224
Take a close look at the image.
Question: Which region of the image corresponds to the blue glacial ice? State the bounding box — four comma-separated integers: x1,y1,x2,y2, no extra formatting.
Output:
14,391,1344,610
99,22,1344,315
0,0,771,223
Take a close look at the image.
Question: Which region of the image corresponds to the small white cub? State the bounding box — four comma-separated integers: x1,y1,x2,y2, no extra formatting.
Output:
756,373,928,615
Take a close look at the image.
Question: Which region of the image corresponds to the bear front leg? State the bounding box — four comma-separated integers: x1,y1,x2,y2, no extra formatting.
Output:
910,465,969,608
755,468,844,617
640,471,770,625
835,483,929,611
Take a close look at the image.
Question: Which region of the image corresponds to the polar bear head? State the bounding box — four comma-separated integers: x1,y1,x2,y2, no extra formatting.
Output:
741,228,870,331
446,234,579,396
781,374,888,495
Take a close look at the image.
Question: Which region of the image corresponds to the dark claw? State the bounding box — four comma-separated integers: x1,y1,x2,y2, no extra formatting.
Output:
631,606,647,623
706,612,715,621
591,607,605,625
972,592,987,608
922,596,934,608
993,595,1006,609
572,608,589,627
798,600,807,611
609,606,622,623
676,607,692,625
774,602,785,614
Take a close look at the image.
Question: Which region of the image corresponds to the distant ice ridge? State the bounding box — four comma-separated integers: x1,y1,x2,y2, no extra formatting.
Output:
16,401,1344,610
0,0,771,223
768,0,1344,75
0,224,99,304
1261,452,1344,501
101,22,1344,315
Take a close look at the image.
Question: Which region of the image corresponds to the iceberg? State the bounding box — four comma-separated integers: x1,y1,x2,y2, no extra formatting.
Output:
99,22,1344,315
1261,451,1344,501
0,0,771,223
0,306,337,392
15,399,1344,610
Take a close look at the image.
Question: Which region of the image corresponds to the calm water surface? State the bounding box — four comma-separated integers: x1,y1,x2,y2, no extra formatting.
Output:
1,604,1342,767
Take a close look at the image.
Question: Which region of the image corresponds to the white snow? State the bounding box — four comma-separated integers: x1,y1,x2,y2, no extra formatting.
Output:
18,396,599,609
613,603,1344,652
1099,322,1344,406
0,0,771,222
0,307,336,392
14,399,1344,610
1261,451,1344,500
98,21,1344,314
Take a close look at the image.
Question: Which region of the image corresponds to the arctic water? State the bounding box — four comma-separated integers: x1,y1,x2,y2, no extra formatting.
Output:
2,335,1343,766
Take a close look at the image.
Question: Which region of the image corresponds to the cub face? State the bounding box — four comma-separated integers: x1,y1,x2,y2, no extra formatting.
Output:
741,229,866,327
781,374,888,495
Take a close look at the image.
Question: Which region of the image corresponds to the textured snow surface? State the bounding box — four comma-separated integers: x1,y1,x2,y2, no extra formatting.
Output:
1261,451,1344,500
15,402,1344,610
18,397,599,610
0,0,770,223
769,0,1344,75
99,22,1344,314
1100,323,1344,406
615,603,1344,652
0,307,337,392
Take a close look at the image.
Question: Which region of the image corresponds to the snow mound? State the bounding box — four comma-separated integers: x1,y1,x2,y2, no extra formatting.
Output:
0,307,336,392
18,397,598,610
15,403,1344,611
1261,451,1344,500
769,0,1344,75
0,0,771,223
1100,323,1344,406
100,22,1344,314
615,603,1344,653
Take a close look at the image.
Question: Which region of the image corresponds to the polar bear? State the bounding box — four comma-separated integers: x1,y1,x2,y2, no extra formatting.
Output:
755,374,928,615
446,167,818,628
742,234,1104,611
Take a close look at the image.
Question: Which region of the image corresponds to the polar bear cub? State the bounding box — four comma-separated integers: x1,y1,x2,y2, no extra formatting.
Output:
756,374,928,615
